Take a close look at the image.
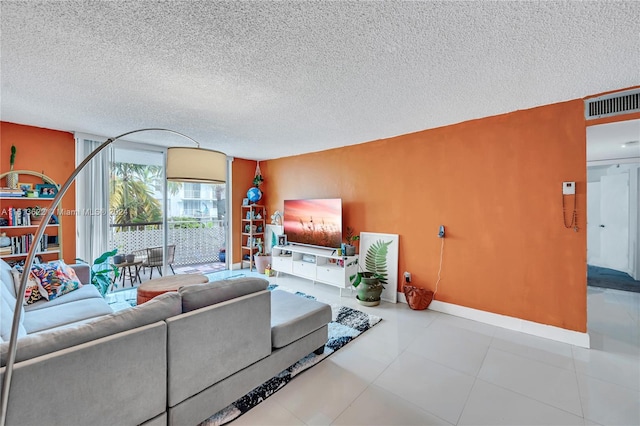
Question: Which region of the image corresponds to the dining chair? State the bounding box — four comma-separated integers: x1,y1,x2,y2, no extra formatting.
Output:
143,244,176,279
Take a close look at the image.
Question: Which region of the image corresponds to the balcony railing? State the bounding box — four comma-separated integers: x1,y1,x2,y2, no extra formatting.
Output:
109,219,225,266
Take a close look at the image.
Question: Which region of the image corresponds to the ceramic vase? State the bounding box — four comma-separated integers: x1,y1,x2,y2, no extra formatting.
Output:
6,167,18,189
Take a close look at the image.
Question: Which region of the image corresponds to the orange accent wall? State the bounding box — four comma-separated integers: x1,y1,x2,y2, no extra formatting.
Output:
258,100,588,332
231,158,259,264
1,122,77,264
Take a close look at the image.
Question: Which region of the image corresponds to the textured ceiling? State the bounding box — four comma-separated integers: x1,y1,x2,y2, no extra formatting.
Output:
1,1,639,160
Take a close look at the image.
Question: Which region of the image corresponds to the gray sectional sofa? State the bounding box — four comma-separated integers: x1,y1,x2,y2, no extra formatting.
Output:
0,258,331,425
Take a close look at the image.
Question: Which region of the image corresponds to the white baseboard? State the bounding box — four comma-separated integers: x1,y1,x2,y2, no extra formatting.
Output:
397,292,590,348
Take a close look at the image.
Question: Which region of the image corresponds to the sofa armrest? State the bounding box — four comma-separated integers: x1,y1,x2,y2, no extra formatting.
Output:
165,290,272,408
70,263,91,285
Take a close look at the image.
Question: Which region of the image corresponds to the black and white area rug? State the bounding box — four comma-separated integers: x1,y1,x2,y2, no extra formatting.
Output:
200,284,382,426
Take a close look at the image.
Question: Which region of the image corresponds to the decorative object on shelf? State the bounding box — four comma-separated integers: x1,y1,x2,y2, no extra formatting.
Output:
242,198,249,206
2,128,228,423
6,145,18,189
247,186,262,203
0,233,10,248
35,183,58,198
17,182,32,192
270,210,282,225
29,206,47,224
344,226,360,256
403,285,434,310
277,234,287,246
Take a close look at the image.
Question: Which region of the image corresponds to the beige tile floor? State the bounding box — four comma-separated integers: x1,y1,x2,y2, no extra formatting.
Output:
232,273,640,426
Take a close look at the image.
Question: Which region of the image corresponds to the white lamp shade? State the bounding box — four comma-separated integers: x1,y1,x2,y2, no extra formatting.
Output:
166,147,227,183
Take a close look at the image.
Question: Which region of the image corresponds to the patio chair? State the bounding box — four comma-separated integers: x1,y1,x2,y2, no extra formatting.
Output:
143,244,176,279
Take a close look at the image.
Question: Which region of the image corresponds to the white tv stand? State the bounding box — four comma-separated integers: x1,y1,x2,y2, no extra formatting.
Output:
271,244,358,296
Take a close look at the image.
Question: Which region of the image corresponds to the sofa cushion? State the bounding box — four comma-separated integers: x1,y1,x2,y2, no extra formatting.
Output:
0,291,182,366
179,277,269,313
24,260,83,301
24,284,103,312
0,259,16,298
22,297,114,334
270,290,332,349
69,263,90,285
11,266,48,304
1,283,27,341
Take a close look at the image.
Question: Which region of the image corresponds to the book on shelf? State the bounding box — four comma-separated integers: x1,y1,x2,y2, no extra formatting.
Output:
5,207,32,227
7,233,49,254
0,188,25,197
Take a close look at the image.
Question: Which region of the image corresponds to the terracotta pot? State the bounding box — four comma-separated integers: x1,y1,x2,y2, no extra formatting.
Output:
403,285,434,310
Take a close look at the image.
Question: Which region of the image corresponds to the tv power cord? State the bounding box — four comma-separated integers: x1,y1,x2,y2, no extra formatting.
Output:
433,232,445,299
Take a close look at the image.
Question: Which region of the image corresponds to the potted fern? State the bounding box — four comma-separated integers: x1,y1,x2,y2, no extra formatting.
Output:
349,239,392,306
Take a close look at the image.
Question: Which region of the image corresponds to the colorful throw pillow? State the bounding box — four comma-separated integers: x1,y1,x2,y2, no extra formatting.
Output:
28,260,83,301
11,266,48,305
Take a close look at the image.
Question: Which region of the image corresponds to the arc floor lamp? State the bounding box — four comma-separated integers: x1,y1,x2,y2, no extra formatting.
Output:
0,128,227,425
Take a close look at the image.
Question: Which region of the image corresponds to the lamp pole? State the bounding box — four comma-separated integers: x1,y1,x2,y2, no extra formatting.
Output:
0,128,201,426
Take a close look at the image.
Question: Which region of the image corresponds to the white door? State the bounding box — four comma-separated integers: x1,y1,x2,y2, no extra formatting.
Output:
586,182,601,264
599,173,630,272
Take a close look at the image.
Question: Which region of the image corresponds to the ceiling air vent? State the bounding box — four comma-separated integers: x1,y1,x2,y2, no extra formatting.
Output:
585,88,640,119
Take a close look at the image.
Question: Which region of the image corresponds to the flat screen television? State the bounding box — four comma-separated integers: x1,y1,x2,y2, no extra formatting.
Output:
283,198,342,248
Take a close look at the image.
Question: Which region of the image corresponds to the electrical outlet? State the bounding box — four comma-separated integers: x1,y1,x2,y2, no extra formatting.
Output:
404,271,411,283
438,225,445,238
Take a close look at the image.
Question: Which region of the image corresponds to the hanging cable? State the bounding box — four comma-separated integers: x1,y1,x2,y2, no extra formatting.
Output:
433,237,445,299
562,193,577,231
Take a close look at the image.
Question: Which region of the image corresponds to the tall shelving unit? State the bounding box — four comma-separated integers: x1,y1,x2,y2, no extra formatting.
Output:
0,170,63,264
240,204,265,271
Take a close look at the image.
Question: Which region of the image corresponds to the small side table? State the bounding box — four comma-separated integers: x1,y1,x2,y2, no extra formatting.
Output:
113,260,143,288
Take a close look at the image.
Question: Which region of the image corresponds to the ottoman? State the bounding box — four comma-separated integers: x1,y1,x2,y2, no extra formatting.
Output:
137,273,209,305
270,290,332,351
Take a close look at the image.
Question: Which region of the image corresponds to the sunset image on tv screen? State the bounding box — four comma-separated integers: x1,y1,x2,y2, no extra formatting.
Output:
284,199,342,248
